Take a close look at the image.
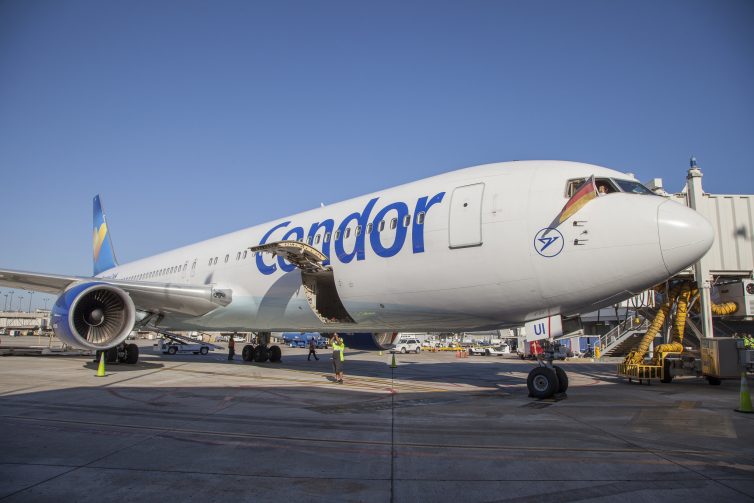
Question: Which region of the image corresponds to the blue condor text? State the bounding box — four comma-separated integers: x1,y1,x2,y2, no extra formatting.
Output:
256,192,445,274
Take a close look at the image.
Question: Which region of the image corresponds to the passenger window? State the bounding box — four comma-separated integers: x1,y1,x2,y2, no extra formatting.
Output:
379,220,385,232
208,258,213,266
403,215,411,227
325,232,331,242
416,212,425,224
236,252,241,261
345,228,351,238
224,254,229,263
243,250,247,259
366,223,373,234
334,230,341,240
390,218,397,230
315,234,321,244
356,225,362,237
307,236,313,245
213,257,218,265
192,260,196,269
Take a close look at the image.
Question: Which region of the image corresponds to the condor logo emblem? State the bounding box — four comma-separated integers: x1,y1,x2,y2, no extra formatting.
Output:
534,228,564,258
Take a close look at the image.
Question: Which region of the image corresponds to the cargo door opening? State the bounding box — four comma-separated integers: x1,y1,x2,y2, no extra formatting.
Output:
302,271,355,324
248,240,355,324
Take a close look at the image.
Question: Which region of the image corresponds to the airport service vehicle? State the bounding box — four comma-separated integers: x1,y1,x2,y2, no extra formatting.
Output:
468,346,487,356
0,160,714,398
282,332,327,348
156,338,211,356
391,338,422,354
485,345,510,356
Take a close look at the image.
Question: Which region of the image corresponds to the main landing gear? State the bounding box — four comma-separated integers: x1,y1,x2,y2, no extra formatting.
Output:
241,332,282,363
526,343,568,399
95,342,140,365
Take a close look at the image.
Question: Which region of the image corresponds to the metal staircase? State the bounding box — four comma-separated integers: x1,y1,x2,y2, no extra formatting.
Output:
598,310,653,357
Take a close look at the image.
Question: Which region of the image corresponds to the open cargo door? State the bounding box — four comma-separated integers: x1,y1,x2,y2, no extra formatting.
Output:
249,241,355,324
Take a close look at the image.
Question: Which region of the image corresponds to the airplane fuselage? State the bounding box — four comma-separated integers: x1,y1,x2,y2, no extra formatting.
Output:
100,161,712,333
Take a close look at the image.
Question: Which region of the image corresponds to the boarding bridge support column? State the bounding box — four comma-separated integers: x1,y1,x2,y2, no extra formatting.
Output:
687,157,714,339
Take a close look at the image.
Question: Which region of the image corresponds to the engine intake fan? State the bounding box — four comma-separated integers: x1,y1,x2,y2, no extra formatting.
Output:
52,282,136,350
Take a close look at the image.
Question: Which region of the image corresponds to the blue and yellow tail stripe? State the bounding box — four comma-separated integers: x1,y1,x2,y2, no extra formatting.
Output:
93,195,118,275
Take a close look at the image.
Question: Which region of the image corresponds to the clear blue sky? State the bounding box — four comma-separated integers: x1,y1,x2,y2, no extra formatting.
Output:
1,0,753,310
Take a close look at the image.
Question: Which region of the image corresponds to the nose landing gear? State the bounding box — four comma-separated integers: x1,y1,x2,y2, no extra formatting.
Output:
526,342,569,399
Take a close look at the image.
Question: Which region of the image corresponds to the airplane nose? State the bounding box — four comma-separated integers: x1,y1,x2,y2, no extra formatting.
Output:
657,200,714,275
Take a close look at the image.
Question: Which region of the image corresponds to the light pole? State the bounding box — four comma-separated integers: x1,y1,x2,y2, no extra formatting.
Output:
43,297,49,311
17,296,24,312
28,291,34,313
9,291,14,311
3,294,7,311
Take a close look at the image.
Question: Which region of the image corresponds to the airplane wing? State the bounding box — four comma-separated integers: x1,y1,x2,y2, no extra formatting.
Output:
0,268,232,317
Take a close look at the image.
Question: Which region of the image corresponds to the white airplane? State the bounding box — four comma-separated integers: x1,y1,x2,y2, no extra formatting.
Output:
0,160,714,397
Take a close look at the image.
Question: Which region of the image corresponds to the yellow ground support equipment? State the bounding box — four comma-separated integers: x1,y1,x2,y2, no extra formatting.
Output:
619,279,740,385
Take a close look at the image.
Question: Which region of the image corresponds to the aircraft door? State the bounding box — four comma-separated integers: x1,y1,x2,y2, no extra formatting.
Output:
448,183,485,248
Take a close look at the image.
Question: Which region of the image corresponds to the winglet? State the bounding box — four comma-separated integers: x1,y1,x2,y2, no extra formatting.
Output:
93,195,118,275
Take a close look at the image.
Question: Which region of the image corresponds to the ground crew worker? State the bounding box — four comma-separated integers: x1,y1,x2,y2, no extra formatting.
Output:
331,335,345,383
228,336,235,361
744,333,754,350
308,337,319,361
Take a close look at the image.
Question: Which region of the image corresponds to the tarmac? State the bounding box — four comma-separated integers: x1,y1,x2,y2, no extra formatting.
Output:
1,339,753,502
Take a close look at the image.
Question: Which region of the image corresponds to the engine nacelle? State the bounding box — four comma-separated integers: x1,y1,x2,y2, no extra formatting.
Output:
51,282,136,350
337,332,398,350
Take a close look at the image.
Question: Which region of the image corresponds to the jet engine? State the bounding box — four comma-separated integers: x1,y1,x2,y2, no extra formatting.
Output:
337,332,398,350
51,282,136,350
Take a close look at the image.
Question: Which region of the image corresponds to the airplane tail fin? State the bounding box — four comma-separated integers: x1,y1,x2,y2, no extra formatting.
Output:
93,195,118,275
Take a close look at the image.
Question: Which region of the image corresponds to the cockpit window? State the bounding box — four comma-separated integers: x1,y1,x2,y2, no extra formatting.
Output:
613,179,655,195
566,176,651,197
594,178,619,195
565,178,586,197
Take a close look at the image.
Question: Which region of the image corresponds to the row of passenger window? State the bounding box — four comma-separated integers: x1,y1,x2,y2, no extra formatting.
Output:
123,260,197,281
203,211,428,268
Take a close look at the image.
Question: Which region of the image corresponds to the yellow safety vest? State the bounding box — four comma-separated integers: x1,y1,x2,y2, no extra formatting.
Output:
332,341,345,361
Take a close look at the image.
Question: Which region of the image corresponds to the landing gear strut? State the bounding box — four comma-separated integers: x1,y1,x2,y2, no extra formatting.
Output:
526,342,568,399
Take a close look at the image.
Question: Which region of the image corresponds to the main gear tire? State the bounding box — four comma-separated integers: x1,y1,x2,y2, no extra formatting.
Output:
242,345,255,362
125,343,139,364
254,346,269,362
268,345,282,363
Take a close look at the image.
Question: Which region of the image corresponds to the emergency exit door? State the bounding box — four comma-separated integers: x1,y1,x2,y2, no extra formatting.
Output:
448,183,484,248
